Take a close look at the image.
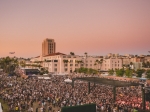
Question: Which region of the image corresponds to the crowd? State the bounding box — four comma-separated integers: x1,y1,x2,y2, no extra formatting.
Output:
0,73,150,112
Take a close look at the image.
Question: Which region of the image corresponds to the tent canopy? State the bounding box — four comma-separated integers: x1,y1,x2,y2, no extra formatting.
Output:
73,77,140,87
64,78,72,83
38,77,51,79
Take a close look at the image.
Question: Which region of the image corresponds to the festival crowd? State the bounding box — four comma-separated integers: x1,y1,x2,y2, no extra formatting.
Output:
0,73,150,112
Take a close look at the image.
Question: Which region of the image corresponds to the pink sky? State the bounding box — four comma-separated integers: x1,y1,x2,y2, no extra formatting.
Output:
0,0,150,58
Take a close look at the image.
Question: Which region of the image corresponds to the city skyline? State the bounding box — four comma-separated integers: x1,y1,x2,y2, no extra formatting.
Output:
0,0,150,58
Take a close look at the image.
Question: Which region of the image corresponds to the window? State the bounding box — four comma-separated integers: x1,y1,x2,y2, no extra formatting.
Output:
70,64,73,66
54,64,57,66
86,64,88,66
75,64,78,66
81,64,84,66
90,64,92,66
64,64,68,67
54,68,57,71
90,60,92,62
46,60,51,62
54,60,58,62
70,60,73,62
65,68,67,71
63,56,66,58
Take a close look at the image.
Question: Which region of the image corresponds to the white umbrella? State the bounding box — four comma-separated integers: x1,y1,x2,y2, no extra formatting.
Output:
64,79,72,83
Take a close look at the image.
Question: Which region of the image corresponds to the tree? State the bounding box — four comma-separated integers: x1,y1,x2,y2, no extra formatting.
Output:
108,69,114,75
70,52,75,55
76,60,83,68
63,60,69,63
95,59,104,72
147,61,150,68
94,63,97,69
40,67,48,75
88,68,93,75
146,70,150,79
84,52,88,56
142,62,150,68
142,62,146,68
0,56,19,75
20,61,26,68
125,69,133,78
115,69,125,77
136,69,145,77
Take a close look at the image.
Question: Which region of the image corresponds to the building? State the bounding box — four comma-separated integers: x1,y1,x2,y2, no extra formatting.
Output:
29,53,124,74
132,62,142,70
25,39,146,74
101,58,123,71
42,38,56,56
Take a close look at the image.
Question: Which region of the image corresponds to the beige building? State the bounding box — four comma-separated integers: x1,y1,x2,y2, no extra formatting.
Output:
27,39,145,74
42,38,56,56
29,53,123,74
101,58,123,71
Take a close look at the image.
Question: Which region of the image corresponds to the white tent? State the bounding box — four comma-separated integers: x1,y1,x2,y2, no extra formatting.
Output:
38,77,51,80
44,77,51,80
64,79,72,83
0,103,2,112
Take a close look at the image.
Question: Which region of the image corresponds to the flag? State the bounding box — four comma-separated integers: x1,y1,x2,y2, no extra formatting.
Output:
9,52,15,54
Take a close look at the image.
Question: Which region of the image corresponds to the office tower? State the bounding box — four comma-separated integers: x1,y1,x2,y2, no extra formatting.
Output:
42,38,56,56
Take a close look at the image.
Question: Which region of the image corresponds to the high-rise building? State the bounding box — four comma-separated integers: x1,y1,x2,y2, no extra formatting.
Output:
42,38,56,56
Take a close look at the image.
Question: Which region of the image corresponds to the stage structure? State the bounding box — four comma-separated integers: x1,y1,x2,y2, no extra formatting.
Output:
72,77,146,110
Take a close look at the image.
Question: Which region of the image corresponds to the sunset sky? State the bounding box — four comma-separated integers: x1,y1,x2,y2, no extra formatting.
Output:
0,0,150,58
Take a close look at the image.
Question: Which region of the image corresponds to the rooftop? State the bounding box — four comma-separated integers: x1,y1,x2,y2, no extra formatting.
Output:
73,77,140,87
43,52,66,57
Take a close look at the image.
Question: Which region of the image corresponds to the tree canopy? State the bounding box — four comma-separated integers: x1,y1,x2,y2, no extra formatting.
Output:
146,70,150,79
75,67,98,75
136,69,145,77
0,56,19,74
115,69,125,77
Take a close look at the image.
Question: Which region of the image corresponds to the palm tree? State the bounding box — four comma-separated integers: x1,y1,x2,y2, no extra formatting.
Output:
63,60,69,68
99,59,104,71
63,59,69,63
70,52,75,55
94,63,97,69
84,52,88,68
84,52,87,56
77,60,84,68
95,59,104,72
20,61,26,68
